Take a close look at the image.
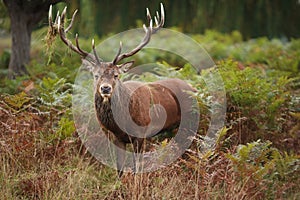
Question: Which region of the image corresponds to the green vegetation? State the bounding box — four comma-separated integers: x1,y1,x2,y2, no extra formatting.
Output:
0,29,299,199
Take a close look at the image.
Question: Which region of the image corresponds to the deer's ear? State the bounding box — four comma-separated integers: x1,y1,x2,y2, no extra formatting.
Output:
119,61,134,73
82,58,95,72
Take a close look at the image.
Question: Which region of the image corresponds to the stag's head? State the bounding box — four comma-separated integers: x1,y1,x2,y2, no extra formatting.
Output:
48,3,165,101
86,59,134,101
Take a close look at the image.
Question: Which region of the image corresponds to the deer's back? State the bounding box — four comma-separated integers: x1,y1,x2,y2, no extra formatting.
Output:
123,78,195,136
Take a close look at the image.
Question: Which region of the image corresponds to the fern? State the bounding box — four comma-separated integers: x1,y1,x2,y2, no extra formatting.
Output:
37,77,72,108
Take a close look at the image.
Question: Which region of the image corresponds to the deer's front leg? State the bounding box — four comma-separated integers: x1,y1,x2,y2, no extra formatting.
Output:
114,139,126,177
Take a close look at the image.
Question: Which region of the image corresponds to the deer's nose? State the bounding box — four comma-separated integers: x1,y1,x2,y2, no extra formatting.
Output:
100,85,112,94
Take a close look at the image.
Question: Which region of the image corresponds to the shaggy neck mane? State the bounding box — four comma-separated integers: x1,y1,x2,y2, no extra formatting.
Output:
94,80,131,139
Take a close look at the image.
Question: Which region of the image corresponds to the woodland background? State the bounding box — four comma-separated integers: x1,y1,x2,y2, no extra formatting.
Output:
2,0,300,39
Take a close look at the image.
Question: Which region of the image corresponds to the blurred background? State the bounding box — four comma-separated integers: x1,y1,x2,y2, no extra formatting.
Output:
1,0,300,39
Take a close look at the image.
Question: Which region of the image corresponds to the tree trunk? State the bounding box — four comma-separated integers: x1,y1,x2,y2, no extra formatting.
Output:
8,9,31,78
3,0,65,79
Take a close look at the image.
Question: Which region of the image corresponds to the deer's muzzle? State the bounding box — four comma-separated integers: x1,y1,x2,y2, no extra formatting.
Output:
99,84,112,99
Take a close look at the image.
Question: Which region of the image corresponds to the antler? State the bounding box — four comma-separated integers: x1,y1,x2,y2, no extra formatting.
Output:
112,3,165,65
48,5,101,64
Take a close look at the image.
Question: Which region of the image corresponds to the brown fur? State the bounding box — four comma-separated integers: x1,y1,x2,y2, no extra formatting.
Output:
94,77,195,176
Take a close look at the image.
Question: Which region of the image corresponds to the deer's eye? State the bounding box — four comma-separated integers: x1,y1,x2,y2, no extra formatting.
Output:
114,74,119,79
94,75,99,79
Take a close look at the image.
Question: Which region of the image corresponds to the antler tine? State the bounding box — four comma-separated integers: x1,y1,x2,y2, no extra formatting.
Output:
75,34,89,57
61,6,67,25
113,3,165,65
49,6,90,58
57,15,61,30
156,11,160,22
65,9,78,33
112,42,123,65
48,5,56,34
152,3,165,33
143,24,148,32
146,8,151,21
49,5,53,26
54,11,59,24
154,16,159,26
92,39,102,64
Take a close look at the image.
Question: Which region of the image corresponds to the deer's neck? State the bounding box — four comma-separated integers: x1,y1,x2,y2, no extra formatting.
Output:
94,81,130,134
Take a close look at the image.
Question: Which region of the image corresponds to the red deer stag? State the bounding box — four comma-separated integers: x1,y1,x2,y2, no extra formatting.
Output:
49,3,196,177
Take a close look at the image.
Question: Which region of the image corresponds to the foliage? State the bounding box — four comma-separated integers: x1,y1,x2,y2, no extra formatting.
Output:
0,0,9,32
0,48,10,69
0,74,30,94
226,140,300,198
54,116,76,141
37,77,72,107
218,59,291,122
3,91,32,110
195,31,300,76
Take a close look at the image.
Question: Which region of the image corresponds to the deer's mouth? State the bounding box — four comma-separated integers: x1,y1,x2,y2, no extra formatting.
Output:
99,88,112,102
101,94,111,102
99,84,113,101
99,89,112,99
101,93,111,98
